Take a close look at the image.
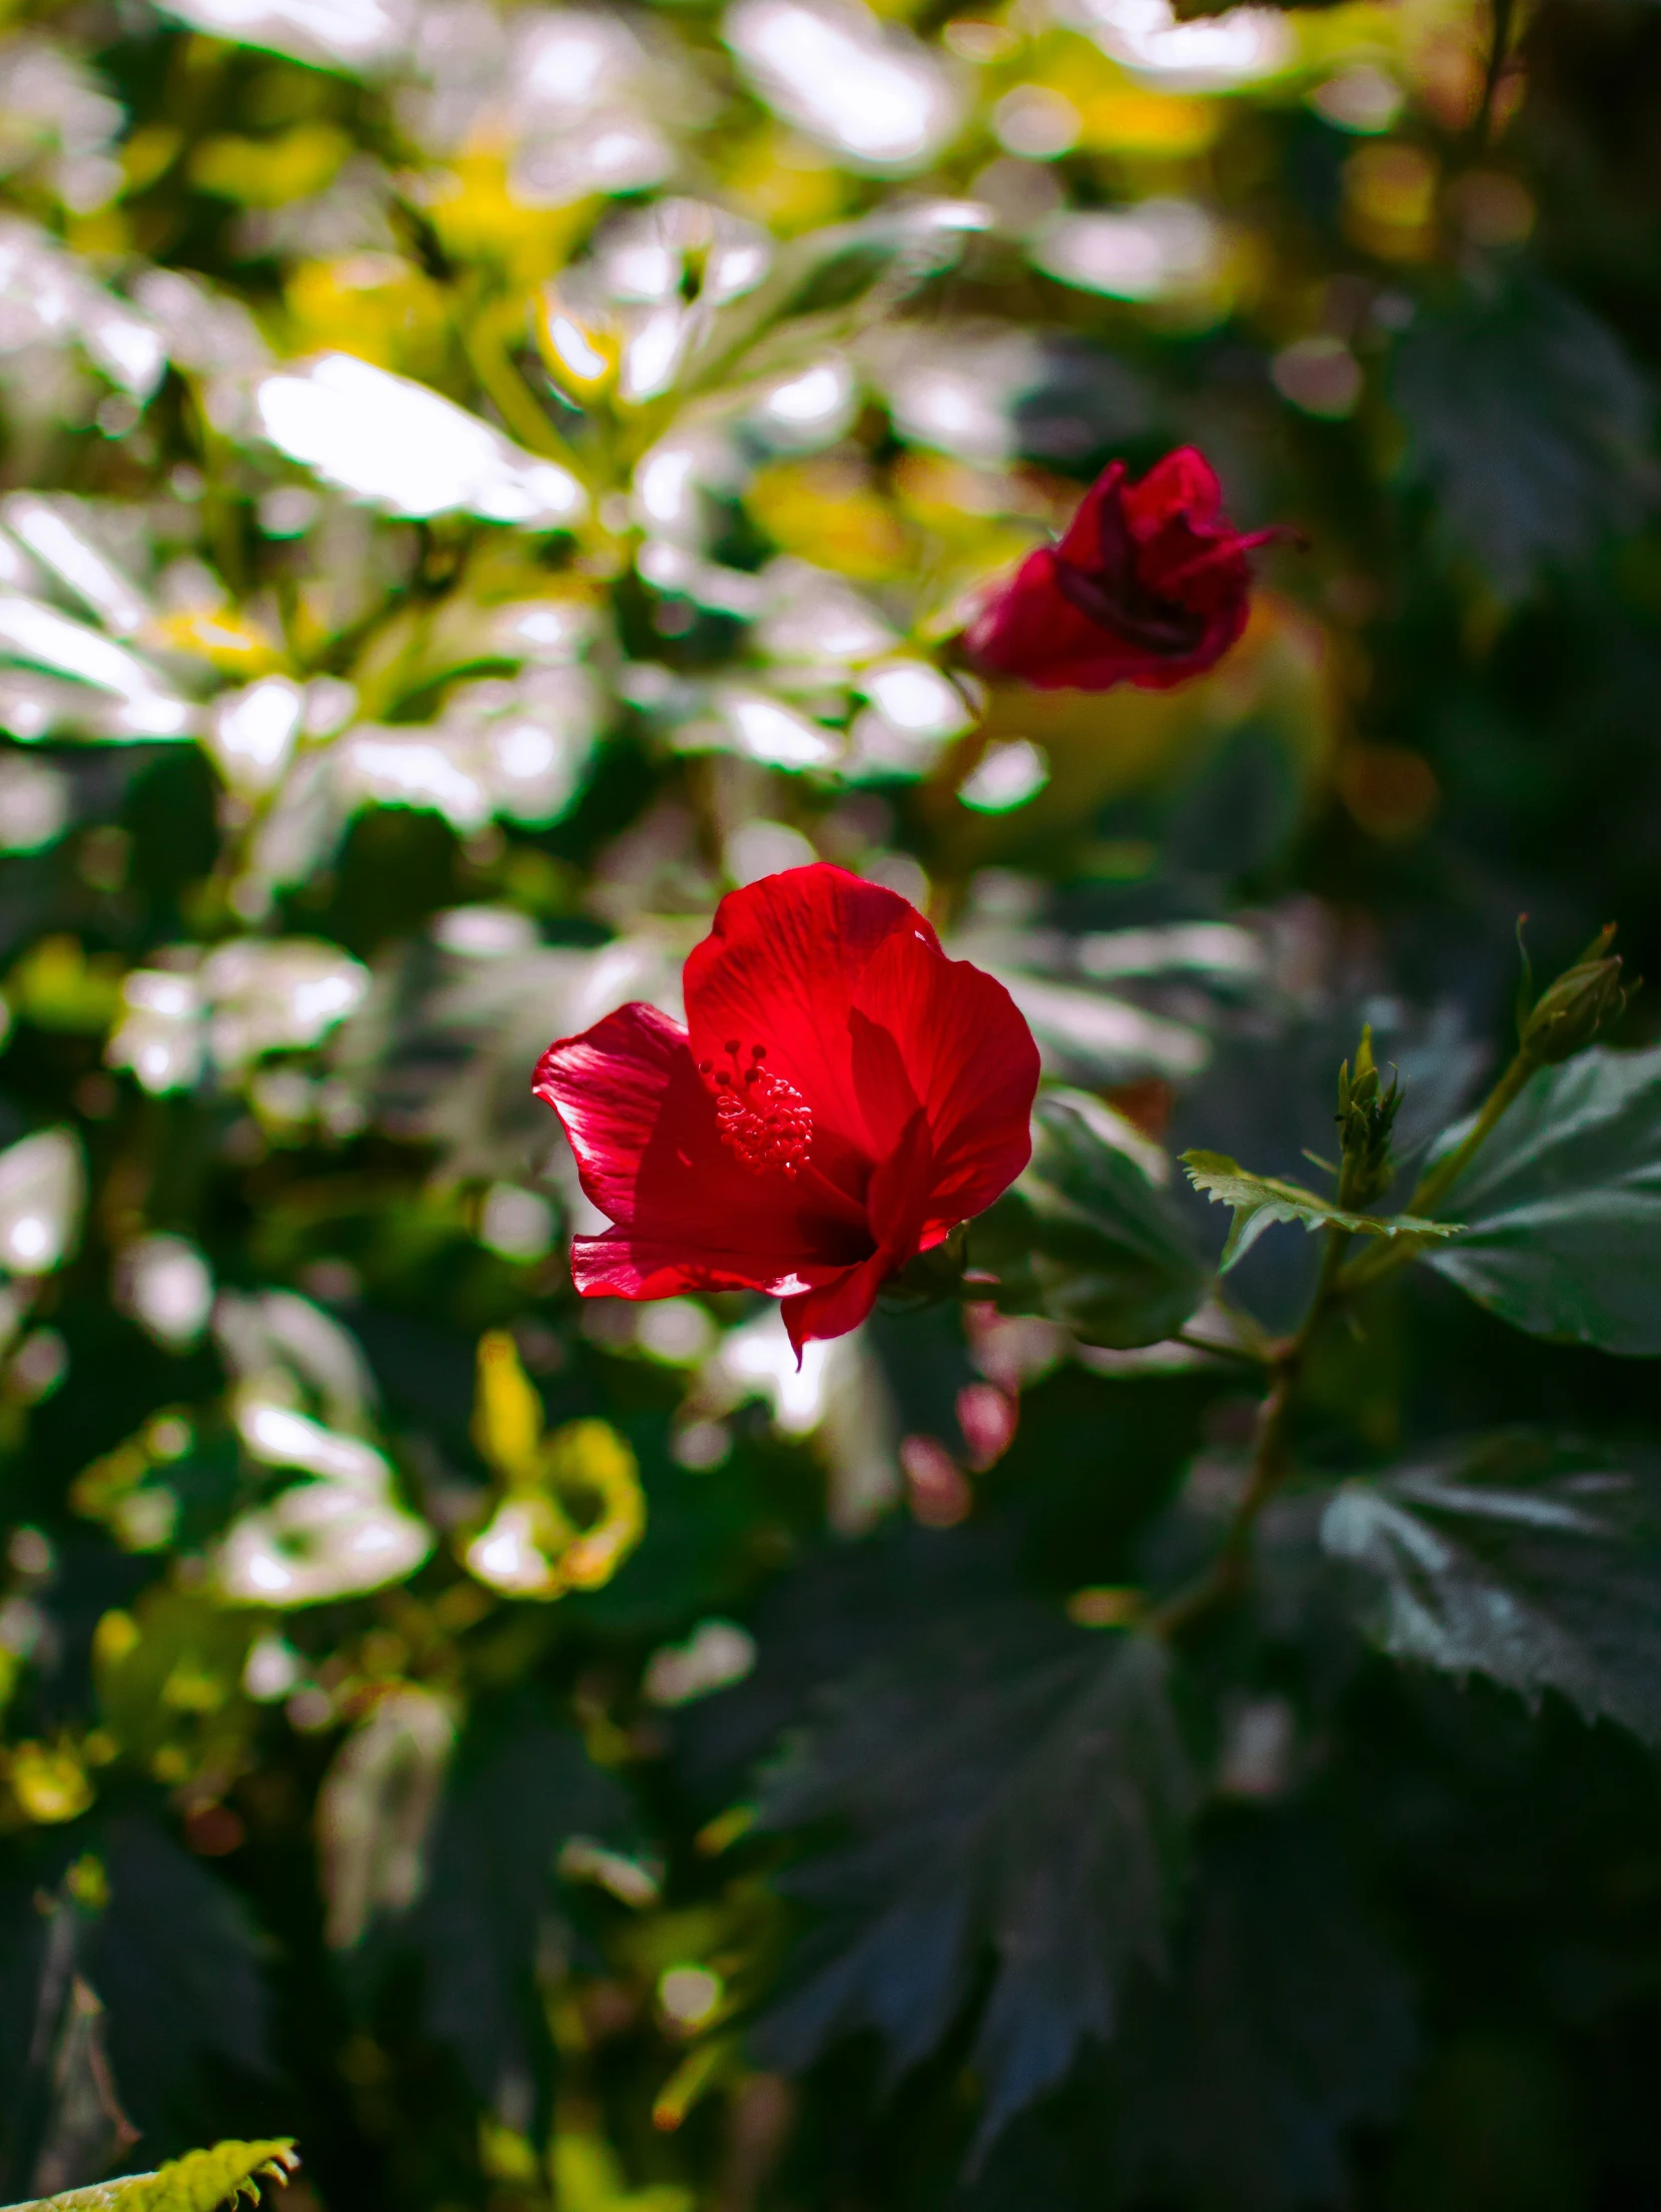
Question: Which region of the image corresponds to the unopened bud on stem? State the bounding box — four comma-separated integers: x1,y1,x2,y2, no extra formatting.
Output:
1335,1027,1400,1209
1519,924,1633,1066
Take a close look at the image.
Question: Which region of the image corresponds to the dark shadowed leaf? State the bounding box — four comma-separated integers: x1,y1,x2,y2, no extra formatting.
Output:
1393,270,1656,595
1425,1046,1661,1355
398,1693,637,2108
1100,1811,1417,2212
971,1809,1416,2212
88,1814,274,2152
1321,1434,1661,1746
971,1094,1206,1346
752,1608,1197,2160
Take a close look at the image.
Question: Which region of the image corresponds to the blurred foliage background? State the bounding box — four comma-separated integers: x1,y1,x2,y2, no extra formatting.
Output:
0,0,1659,2207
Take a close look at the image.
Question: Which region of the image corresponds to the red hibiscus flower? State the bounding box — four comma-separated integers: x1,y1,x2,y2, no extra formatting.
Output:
964,446,1284,693
533,866,1041,1355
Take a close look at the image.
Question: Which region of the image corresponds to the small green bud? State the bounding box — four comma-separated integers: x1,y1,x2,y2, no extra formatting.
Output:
1519,925,1633,1066
1335,1026,1401,1209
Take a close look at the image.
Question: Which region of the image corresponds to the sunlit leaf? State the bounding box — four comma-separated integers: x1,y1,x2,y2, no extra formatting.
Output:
17,2139,300,2212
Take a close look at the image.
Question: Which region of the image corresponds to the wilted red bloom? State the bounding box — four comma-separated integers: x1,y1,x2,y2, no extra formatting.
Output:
964,446,1283,693
534,865,1041,1356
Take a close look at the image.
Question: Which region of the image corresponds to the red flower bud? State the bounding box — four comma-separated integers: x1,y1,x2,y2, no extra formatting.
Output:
533,865,1041,1358
964,446,1285,693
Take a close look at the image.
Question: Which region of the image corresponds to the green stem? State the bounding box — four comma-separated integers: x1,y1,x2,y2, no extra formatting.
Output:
1173,1327,1272,1370
1151,1226,1349,1639
457,300,589,484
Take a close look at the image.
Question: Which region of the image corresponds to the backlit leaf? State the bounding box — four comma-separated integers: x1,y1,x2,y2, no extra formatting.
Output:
18,2140,300,2212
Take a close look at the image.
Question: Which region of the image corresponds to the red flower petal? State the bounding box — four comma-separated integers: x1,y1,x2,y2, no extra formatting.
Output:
533,1001,869,1300
1120,444,1227,544
781,1247,893,1360
965,445,1275,694
964,546,1158,692
684,865,931,1182
846,923,1039,1241
535,867,1041,1351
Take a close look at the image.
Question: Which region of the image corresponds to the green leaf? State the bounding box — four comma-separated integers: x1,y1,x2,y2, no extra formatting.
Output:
8,2141,301,2212
88,1816,274,2149
1097,1812,1417,2212
1425,1045,1661,1355
1393,270,1655,595
1321,1434,1661,1746
752,1609,1197,2160
397,1693,639,2108
969,1094,1206,1347
1180,1151,1459,1272
683,204,978,401
964,1812,1417,2212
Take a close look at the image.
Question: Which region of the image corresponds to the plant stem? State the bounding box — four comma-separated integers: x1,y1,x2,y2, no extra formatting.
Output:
1149,1031,1552,1638
1151,1227,1349,1638
1173,1327,1272,1369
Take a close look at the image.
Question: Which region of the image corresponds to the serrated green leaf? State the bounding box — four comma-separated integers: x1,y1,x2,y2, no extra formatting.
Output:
1180,1151,1459,1272
1321,1434,1661,1746
6,2140,301,2212
752,1608,1197,2161
969,1094,1206,1346
1425,1045,1661,1355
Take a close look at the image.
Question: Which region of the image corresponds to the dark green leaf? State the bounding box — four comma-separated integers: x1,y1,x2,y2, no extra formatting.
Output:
970,1094,1206,1346
968,1811,1416,2212
1425,1045,1661,1355
752,1609,1197,2159
1181,1150,1456,1271
1321,1433,1661,1746
1099,1812,1417,2212
398,1694,637,2108
88,1815,274,2152
1393,270,1655,594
